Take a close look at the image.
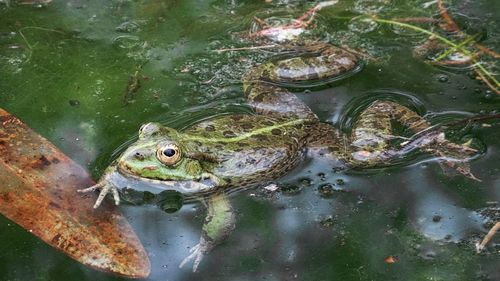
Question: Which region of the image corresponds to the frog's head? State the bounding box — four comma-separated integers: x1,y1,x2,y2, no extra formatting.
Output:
116,122,220,193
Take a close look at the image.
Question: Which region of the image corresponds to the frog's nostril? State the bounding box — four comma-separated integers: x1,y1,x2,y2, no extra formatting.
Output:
134,152,145,160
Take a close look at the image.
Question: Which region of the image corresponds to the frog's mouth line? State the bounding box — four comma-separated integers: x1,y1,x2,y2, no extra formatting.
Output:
113,164,218,195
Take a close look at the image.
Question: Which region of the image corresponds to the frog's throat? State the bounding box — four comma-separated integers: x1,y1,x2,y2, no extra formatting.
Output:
115,165,218,194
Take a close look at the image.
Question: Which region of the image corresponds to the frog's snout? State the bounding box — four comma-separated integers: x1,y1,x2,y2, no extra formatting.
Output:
122,147,154,162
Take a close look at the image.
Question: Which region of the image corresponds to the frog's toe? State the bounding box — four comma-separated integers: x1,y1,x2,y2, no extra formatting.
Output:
77,182,104,193
77,182,120,208
94,184,120,208
179,243,204,272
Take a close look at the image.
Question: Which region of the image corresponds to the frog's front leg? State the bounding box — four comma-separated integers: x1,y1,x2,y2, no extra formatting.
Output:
77,166,121,208
179,192,235,272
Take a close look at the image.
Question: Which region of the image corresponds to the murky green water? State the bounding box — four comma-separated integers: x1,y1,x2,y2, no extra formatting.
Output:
1,0,499,280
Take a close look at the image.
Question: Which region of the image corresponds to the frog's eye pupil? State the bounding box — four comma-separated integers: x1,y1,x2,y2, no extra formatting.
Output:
163,148,176,157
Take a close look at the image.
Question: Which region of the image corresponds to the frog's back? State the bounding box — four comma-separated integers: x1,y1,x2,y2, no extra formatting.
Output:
184,114,308,187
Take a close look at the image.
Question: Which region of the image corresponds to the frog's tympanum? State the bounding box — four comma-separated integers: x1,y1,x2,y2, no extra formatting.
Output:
79,40,478,271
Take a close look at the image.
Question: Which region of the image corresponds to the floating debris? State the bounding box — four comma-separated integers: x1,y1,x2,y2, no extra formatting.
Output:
123,70,144,105
384,255,399,264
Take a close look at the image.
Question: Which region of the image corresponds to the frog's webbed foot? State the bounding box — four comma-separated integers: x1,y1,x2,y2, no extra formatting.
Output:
436,155,481,182
77,182,120,208
179,236,212,272
420,132,481,181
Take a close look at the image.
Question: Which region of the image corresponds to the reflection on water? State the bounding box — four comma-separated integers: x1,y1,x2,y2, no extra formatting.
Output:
0,0,499,280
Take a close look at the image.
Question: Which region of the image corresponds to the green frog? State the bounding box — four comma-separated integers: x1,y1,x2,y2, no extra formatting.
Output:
78,41,477,271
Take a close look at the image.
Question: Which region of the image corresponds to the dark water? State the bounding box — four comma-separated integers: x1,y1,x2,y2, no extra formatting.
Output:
0,0,499,280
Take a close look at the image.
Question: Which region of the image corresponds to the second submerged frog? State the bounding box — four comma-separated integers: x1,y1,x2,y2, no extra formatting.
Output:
79,16,479,273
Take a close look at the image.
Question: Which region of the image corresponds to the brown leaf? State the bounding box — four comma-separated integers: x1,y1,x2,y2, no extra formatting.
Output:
0,108,150,278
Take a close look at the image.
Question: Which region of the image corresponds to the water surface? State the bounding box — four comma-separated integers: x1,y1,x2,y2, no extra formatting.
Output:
0,1,499,280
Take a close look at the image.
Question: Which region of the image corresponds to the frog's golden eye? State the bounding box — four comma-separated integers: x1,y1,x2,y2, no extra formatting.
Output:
156,144,181,166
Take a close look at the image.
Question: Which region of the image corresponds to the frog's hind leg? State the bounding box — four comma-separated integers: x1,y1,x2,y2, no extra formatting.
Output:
306,122,351,165
349,100,479,179
242,42,360,121
350,100,430,163
244,82,318,120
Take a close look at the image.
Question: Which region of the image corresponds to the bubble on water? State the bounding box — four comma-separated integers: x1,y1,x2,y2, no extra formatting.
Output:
318,184,335,198
112,35,141,49
92,79,105,96
319,215,335,228
436,74,449,83
69,99,80,107
88,14,98,23
299,177,313,187
348,17,378,34
6,56,24,73
115,20,140,33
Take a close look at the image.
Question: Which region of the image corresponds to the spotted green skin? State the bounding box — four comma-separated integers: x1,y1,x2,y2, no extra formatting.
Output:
116,42,366,193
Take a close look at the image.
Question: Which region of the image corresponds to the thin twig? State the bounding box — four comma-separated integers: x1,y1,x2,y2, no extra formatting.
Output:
212,44,278,53
436,0,459,32
393,17,438,23
475,44,500,59
476,222,500,253
442,113,500,128
475,69,500,95
18,26,65,63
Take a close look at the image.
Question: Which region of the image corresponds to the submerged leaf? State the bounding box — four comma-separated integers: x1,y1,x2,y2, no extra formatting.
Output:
0,108,150,278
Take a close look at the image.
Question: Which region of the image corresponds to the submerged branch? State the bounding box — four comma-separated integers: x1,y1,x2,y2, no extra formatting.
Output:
476,222,500,253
